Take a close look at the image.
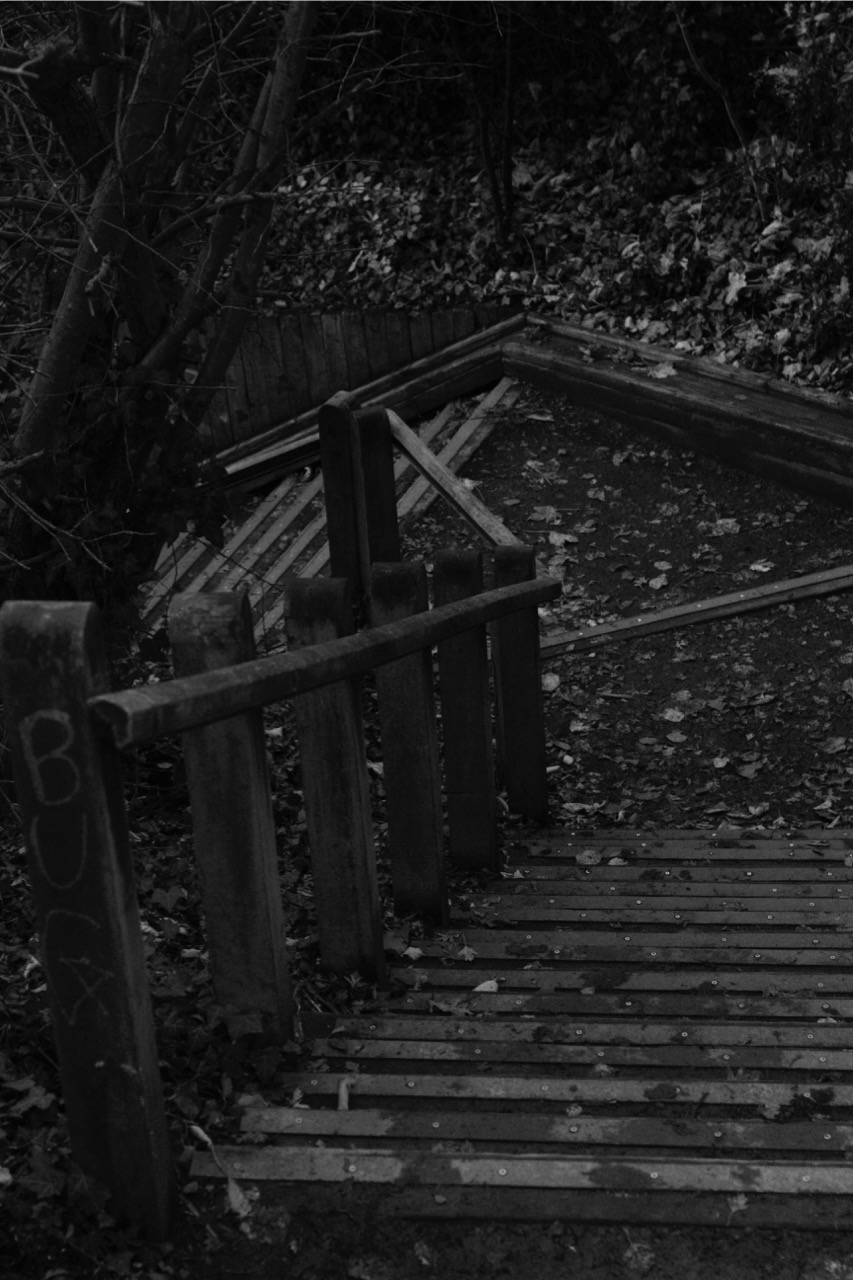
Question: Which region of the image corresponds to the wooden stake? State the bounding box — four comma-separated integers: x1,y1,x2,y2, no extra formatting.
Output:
285,579,385,980
371,563,448,922
168,594,292,1039
492,545,549,820
433,551,498,871
0,602,174,1238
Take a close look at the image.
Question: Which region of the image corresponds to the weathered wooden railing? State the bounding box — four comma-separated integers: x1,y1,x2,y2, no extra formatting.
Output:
0,554,560,1239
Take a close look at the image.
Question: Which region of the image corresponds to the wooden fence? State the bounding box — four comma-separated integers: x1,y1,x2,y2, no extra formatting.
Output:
204,306,515,453
0,395,561,1237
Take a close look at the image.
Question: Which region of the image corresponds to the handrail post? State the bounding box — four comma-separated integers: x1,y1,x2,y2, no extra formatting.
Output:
491,545,550,820
371,562,448,922
355,406,401,566
285,578,385,980
318,395,400,608
318,393,370,598
0,602,174,1238
168,593,293,1039
433,550,499,870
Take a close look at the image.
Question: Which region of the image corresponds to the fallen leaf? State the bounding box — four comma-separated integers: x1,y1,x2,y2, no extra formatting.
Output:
541,672,561,692
576,850,602,866
661,708,685,722
457,945,477,962
647,361,677,379
472,979,500,993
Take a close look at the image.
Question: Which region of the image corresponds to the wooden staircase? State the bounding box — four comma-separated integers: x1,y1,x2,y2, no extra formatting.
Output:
193,828,853,1228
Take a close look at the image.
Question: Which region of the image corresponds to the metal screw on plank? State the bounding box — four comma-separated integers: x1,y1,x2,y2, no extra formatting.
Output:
570,1126,578,1134
407,1081,415,1088
432,1122,440,1129
295,1118,302,1125
499,1169,507,1177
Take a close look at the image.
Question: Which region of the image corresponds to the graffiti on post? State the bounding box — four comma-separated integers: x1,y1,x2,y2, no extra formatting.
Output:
17,708,115,1025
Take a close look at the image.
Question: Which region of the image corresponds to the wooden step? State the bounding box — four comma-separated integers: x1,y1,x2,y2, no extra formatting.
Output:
192,828,853,1227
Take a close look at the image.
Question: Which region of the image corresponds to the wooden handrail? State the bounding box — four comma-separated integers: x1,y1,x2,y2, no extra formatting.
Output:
92,576,561,747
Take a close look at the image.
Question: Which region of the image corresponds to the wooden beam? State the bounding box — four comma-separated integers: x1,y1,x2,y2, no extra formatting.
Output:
93,577,562,748
434,551,499,871
0,602,175,1237
371,562,447,922
168,593,292,1039
541,562,853,658
491,545,549,819
387,409,522,547
285,578,385,980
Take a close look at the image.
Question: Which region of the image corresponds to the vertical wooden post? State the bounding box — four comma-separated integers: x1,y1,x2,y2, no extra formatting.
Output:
0,602,174,1238
318,392,370,596
285,578,385,980
356,407,401,566
491,545,550,821
370,563,448,922
168,593,292,1040
433,550,499,871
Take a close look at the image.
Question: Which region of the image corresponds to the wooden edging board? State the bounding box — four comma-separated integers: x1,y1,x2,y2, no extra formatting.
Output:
503,333,853,506
541,561,853,657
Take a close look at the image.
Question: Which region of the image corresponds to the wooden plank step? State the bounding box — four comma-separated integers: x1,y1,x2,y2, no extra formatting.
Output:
276,1072,853,1109
391,965,849,993
453,906,847,925
193,828,853,1227
241,1109,853,1153
193,1148,853,1195
388,991,853,1019
319,1016,853,1048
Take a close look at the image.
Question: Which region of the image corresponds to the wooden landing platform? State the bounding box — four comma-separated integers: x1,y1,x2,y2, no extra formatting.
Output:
193,829,853,1227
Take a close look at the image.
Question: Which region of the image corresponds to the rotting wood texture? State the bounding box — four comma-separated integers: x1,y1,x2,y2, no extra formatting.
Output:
192,828,853,1229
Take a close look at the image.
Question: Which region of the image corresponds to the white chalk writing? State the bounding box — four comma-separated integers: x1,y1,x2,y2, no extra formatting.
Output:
18,710,80,806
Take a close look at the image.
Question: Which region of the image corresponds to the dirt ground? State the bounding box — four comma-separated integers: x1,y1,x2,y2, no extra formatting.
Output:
7,381,853,1278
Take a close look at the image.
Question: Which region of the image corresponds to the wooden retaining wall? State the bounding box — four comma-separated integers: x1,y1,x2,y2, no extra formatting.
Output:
204,306,516,452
